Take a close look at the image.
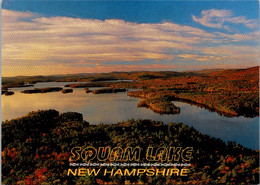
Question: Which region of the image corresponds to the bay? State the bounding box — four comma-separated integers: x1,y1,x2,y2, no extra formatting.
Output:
2,82,259,149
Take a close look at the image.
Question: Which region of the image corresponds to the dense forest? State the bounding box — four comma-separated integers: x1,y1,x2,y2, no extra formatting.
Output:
2,66,259,117
2,110,259,184
112,66,259,117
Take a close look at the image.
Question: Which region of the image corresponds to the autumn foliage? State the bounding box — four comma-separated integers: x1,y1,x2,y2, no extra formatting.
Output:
2,110,259,184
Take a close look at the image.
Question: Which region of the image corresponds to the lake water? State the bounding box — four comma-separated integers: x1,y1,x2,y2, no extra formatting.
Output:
2,82,259,149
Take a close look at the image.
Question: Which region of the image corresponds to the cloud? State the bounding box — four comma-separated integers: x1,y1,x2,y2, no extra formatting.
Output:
2,9,213,64
215,31,260,42
192,9,258,30
199,45,259,64
2,9,259,76
192,9,231,28
177,54,224,62
226,16,258,29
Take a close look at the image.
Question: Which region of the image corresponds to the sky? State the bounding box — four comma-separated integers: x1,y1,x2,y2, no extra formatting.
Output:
2,0,259,77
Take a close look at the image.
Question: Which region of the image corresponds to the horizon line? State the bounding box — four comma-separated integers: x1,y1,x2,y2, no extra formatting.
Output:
2,65,259,78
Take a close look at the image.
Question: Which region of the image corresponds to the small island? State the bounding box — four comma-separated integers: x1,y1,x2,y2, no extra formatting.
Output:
61,89,73,94
21,87,63,94
2,84,34,90
64,82,107,88
92,88,127,94
84,88,92,93
4,91,14,96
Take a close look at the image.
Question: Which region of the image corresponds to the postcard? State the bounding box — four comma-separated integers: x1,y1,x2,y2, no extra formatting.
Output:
1,1,259,184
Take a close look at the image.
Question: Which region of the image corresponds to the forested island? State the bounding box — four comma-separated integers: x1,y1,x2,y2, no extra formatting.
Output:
2,110,259,184
3,66,259,117
92,88,127,94
3,91,14,96
61,89,73,94
21,87,63,94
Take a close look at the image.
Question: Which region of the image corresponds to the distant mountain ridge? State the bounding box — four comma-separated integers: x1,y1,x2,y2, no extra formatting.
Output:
2,66,259,86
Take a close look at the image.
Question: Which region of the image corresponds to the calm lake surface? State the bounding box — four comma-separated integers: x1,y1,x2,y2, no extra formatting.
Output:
2,82,259,149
